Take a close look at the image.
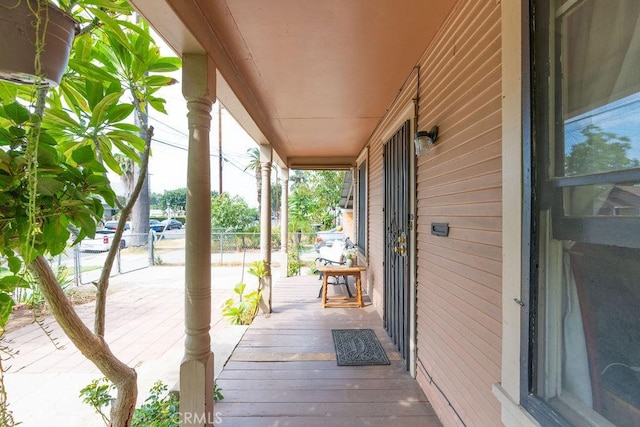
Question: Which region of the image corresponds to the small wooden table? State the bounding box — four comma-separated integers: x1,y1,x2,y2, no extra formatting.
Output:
317,265,366,308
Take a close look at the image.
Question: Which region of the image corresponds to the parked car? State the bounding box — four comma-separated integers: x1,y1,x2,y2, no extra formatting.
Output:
80,230,129,252
104,220,130,230
160,218,183,230
315,228,345,252
149,219,164,232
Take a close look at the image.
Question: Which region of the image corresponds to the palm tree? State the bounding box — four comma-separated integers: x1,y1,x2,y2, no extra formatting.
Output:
290,170,307,189
244,147,262,208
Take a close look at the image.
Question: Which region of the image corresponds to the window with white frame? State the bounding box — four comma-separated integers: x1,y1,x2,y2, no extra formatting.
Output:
356,157,367,256
528,0,640,425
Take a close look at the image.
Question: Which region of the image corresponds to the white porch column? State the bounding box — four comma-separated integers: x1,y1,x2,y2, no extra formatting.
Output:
259,145,272,313
180,54,215,426
280,167,289,277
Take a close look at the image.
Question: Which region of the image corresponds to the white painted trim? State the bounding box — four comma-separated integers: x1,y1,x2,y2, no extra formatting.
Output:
355,148,368,263
408,110,418,379
356,146,368,166
493,384,541,427
500,0,527,418
379,102,415,144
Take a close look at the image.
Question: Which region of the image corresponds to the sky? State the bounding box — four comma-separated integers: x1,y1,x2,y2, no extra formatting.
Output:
110,33,261,207
147,89,260,207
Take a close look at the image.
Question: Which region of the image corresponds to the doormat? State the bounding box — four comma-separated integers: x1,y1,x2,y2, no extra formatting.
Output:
332,329,390,366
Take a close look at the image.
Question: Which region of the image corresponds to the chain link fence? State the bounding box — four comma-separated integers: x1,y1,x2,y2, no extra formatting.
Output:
25,230,321,288
11,230,324,308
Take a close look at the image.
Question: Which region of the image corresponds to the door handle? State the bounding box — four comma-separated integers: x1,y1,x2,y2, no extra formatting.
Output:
394,232,407,256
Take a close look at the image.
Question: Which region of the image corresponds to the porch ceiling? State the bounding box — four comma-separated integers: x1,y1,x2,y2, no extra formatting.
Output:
129,0,455,168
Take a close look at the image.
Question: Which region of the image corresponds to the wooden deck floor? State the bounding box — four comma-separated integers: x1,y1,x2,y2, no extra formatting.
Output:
214,274,442,426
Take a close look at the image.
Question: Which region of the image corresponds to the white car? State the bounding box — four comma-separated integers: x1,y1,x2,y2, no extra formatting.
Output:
80,230,129,252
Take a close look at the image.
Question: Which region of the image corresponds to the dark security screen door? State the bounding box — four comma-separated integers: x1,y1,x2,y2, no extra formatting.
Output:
383,120,410,367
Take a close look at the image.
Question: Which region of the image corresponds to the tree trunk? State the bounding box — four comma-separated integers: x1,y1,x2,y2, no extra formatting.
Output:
130,111,150,247
131,162,150,246
30,256,137,426
255,167,262,212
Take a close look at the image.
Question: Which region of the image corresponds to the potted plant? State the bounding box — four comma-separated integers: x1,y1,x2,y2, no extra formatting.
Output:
0,0,78,86
344,247,357,267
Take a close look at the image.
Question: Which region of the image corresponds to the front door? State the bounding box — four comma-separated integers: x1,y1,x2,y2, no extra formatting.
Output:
383,120,411,367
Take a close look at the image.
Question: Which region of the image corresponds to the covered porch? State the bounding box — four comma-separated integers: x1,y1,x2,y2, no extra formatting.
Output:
126,1,510,426
215,274,441,427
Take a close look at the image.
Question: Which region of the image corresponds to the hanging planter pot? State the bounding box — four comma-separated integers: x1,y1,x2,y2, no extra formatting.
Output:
0,0,78,86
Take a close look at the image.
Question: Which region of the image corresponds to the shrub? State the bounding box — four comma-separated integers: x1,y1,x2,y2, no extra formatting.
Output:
222,282,260,325
80,378,224,425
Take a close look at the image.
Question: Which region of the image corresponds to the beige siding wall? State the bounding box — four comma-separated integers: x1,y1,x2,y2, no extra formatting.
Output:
364,1,502,426
415,1,502,425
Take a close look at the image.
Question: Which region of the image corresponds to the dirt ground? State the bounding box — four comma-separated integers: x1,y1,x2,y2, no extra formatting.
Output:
4,285,98,334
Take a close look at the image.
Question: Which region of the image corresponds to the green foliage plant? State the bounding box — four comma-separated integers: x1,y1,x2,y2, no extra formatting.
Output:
14,263,73,309
211,193,257,232
0,1,181,424
213,382,224,402
287,252,302,276
131,381,179,427
222,282,260,325
80,378,223,425
222,259,268,324
79,377,115,425
288,170,345,231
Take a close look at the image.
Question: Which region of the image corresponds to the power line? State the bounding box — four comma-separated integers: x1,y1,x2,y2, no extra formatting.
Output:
148,115,189,138
151,137,255,178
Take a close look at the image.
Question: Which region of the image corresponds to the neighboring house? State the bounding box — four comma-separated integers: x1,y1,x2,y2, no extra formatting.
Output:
130,1,640,426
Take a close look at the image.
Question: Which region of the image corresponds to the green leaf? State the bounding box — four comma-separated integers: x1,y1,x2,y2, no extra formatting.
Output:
43,217,71,255
147,57,182,73
107,130,146,152
0,269,26,290
37,144,61,166
44,108,81,130
36,177,65,196
89,92,122,127
75,32,94,62
144,75,175,88
1,102,30,124
111,137,141,163
117,20,154,43
92,9,132,51
68,59,120,86
0,293,15,328
86,174,111,186
234,282,246,296
60,82,90,115
86,80,104,111
7,256,21,274
76,212,97,238
72,145,95,165
0,81,17,103
106,103,134,123
38,131,57,146
82,0,132,13
111,123,140,132
97,187,116,207
148,97,167,114
98,136,122,174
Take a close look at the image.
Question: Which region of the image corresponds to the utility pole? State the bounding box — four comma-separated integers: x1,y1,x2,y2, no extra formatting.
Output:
218,101,223,195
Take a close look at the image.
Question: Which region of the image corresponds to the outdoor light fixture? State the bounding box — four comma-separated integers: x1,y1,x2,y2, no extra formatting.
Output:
414,126,439,157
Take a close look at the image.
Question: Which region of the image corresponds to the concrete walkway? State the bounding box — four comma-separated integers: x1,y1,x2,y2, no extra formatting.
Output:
3,265,253,426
